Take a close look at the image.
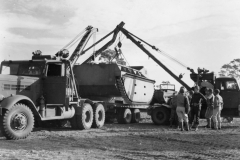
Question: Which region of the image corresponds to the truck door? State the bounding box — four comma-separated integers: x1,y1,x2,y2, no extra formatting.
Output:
216,79,240,116
43,63,67,105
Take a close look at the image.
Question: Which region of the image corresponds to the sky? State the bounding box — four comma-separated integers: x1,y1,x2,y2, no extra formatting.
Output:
1,0,240,90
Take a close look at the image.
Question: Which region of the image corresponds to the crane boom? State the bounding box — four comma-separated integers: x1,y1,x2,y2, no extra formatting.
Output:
70,22,191,90
118,26,191,91
68,26,98,67
83,22,125,63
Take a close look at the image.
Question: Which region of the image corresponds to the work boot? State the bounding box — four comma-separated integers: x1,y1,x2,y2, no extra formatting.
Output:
218,122,221,130
205,119,211,128
184,122,189,131
179,122,184,131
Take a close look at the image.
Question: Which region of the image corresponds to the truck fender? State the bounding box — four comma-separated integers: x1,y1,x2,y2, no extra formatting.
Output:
78,99,94,107
81,99,105,109
0,95,41,119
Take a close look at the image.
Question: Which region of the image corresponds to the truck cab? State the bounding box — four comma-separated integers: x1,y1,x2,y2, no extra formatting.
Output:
215,77,240,117
0,57,76,109
190,72,240,117
0,60,45,103
0,55,82,140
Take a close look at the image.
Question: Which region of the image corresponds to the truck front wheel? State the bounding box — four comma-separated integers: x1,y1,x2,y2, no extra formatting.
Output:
151,107,170,125
2,103,34,140
92,103,105,128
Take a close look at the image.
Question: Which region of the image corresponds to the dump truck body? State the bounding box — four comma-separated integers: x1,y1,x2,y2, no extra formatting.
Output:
74,63,155,104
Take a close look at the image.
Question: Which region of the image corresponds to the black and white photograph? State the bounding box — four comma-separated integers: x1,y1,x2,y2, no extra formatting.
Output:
0,0,240,159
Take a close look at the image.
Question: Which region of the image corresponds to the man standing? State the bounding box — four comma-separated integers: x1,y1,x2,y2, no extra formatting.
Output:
169,91,178,128
176,87,190,131
189,86,207,131
205,88,214,129
212,89,223,130
187,90,194,122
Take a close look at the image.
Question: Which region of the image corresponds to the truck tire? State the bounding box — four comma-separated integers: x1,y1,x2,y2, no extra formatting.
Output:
0,111,6,137
151,107,170,125
1,103,34,140
131,109,141,123
77,103,93,130
117,108,132,124
92,103,105,128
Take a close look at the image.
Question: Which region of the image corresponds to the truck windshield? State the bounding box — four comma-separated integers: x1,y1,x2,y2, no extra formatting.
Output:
226,81,239,90
1,62,45,76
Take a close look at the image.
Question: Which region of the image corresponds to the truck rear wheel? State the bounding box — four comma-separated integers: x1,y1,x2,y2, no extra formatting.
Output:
92,103,105,128
151,107,170,125
117,108,132,124
1,103,34,140
77,103,93,130
131,109,141,123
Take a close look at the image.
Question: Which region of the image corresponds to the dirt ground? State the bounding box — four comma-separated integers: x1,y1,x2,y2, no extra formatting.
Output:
0,113,240,160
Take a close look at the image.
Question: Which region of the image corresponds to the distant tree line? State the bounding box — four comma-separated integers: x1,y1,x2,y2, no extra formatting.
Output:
219,58,240,80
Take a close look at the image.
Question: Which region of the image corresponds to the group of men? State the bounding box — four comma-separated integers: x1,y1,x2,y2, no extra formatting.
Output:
169,85,223,131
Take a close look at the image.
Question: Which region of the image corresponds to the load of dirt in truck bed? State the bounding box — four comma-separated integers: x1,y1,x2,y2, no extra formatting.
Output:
0,113,240,160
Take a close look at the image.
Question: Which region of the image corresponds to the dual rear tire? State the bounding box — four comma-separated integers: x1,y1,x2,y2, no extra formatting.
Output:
117,108,141,124
92,103,105,128
70,103,105,130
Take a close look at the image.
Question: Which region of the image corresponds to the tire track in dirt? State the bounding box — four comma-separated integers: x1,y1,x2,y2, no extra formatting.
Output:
138,134,240,160
111,148,177,160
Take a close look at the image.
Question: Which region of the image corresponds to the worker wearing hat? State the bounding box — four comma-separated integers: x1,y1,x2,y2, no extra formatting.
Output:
189,85,207,131
212,89,223,129
176,87,190,131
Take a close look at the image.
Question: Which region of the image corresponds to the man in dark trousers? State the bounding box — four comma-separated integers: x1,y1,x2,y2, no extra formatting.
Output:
169,91,178,128
189,86,207,131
